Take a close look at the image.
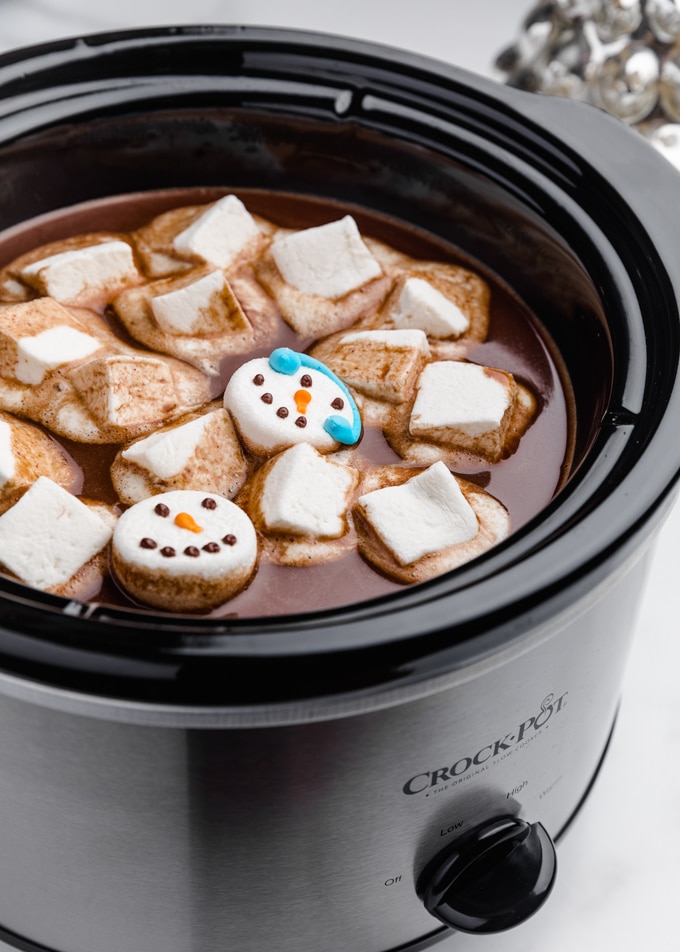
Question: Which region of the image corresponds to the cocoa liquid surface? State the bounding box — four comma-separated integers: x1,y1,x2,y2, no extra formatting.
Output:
0,188,574,617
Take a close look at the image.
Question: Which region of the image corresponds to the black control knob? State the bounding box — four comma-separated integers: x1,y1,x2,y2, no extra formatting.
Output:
417,815,557,934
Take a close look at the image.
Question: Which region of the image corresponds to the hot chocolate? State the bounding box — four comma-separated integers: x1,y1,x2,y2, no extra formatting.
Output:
0,188,573,616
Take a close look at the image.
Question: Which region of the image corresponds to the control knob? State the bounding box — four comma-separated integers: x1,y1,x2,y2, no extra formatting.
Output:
417,815,557,934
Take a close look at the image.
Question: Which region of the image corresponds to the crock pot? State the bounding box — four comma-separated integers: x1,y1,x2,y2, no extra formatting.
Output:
0,25,678,952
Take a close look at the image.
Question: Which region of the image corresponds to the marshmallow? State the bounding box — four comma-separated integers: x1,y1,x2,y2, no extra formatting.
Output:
0,298,100,383
121,413,215,479
259,442,357,538
113,409,247,505
410,362,512,438
0,476,112,591
111,490,258,611
16,326,101,385
340,329,429,352
150,269,234,336
112,265,262,377
271,216,383,298
172,195,261,268
21,240,139,305
355,461,478,566
69,355,179,430
355,465,511,584
315,329,429,404
0,420,15,488
0,411,80,509
390,277,470,338
223,348,361,456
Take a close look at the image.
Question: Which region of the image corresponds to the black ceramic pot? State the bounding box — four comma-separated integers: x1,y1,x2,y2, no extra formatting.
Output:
0,25,677,952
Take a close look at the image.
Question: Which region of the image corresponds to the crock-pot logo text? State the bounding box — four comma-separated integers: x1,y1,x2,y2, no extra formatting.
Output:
403,692,568,796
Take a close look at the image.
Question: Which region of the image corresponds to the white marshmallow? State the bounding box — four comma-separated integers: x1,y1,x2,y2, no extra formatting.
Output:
0,476,113,590
172,195,261,268
150,269,228,336
271,216,382,298
356,461,478,566
316,328,429,405
0,420,15,488
260,443,356,537
224,355,358,456
15,325,101,385
410,362,511,437
340,328,429,353
391,277,470,338
21,241,139,304
112,490,257,581
121,413,214,479
69,355,178,430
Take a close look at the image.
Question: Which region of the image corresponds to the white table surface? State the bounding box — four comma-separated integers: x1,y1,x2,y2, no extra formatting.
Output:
0,2,678,951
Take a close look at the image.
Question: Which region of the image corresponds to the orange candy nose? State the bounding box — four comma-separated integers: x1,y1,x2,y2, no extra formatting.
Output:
294,389,312,415
174,512,203,533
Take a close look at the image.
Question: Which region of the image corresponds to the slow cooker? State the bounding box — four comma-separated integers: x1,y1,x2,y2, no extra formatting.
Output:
0,25,678,952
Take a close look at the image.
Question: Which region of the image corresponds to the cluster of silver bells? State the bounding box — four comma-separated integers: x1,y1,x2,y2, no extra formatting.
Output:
496,0,680,168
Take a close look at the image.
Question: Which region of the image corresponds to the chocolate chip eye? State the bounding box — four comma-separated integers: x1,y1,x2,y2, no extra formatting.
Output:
331,397,344,410
222,534,237,546
184,546,200,557
276,407,289,418
154,503,170,517
295,416,307,428
160,546,176,558
140,538,157,549
261,393,273,404
201,497,217,510
253,373,265,385
300,374,313,387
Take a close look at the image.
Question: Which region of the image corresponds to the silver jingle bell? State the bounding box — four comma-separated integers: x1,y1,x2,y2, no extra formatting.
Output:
590,45,660,123
646,0,680,43
538,28,593,98
593,0,644,43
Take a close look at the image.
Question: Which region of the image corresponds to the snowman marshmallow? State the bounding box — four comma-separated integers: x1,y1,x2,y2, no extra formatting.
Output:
112,490,258,612
223,347,361,456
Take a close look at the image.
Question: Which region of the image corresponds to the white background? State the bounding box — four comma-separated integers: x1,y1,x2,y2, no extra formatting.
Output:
0,2,678,951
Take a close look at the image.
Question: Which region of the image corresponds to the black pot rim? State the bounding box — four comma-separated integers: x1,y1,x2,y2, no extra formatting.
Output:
0,25,678,702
